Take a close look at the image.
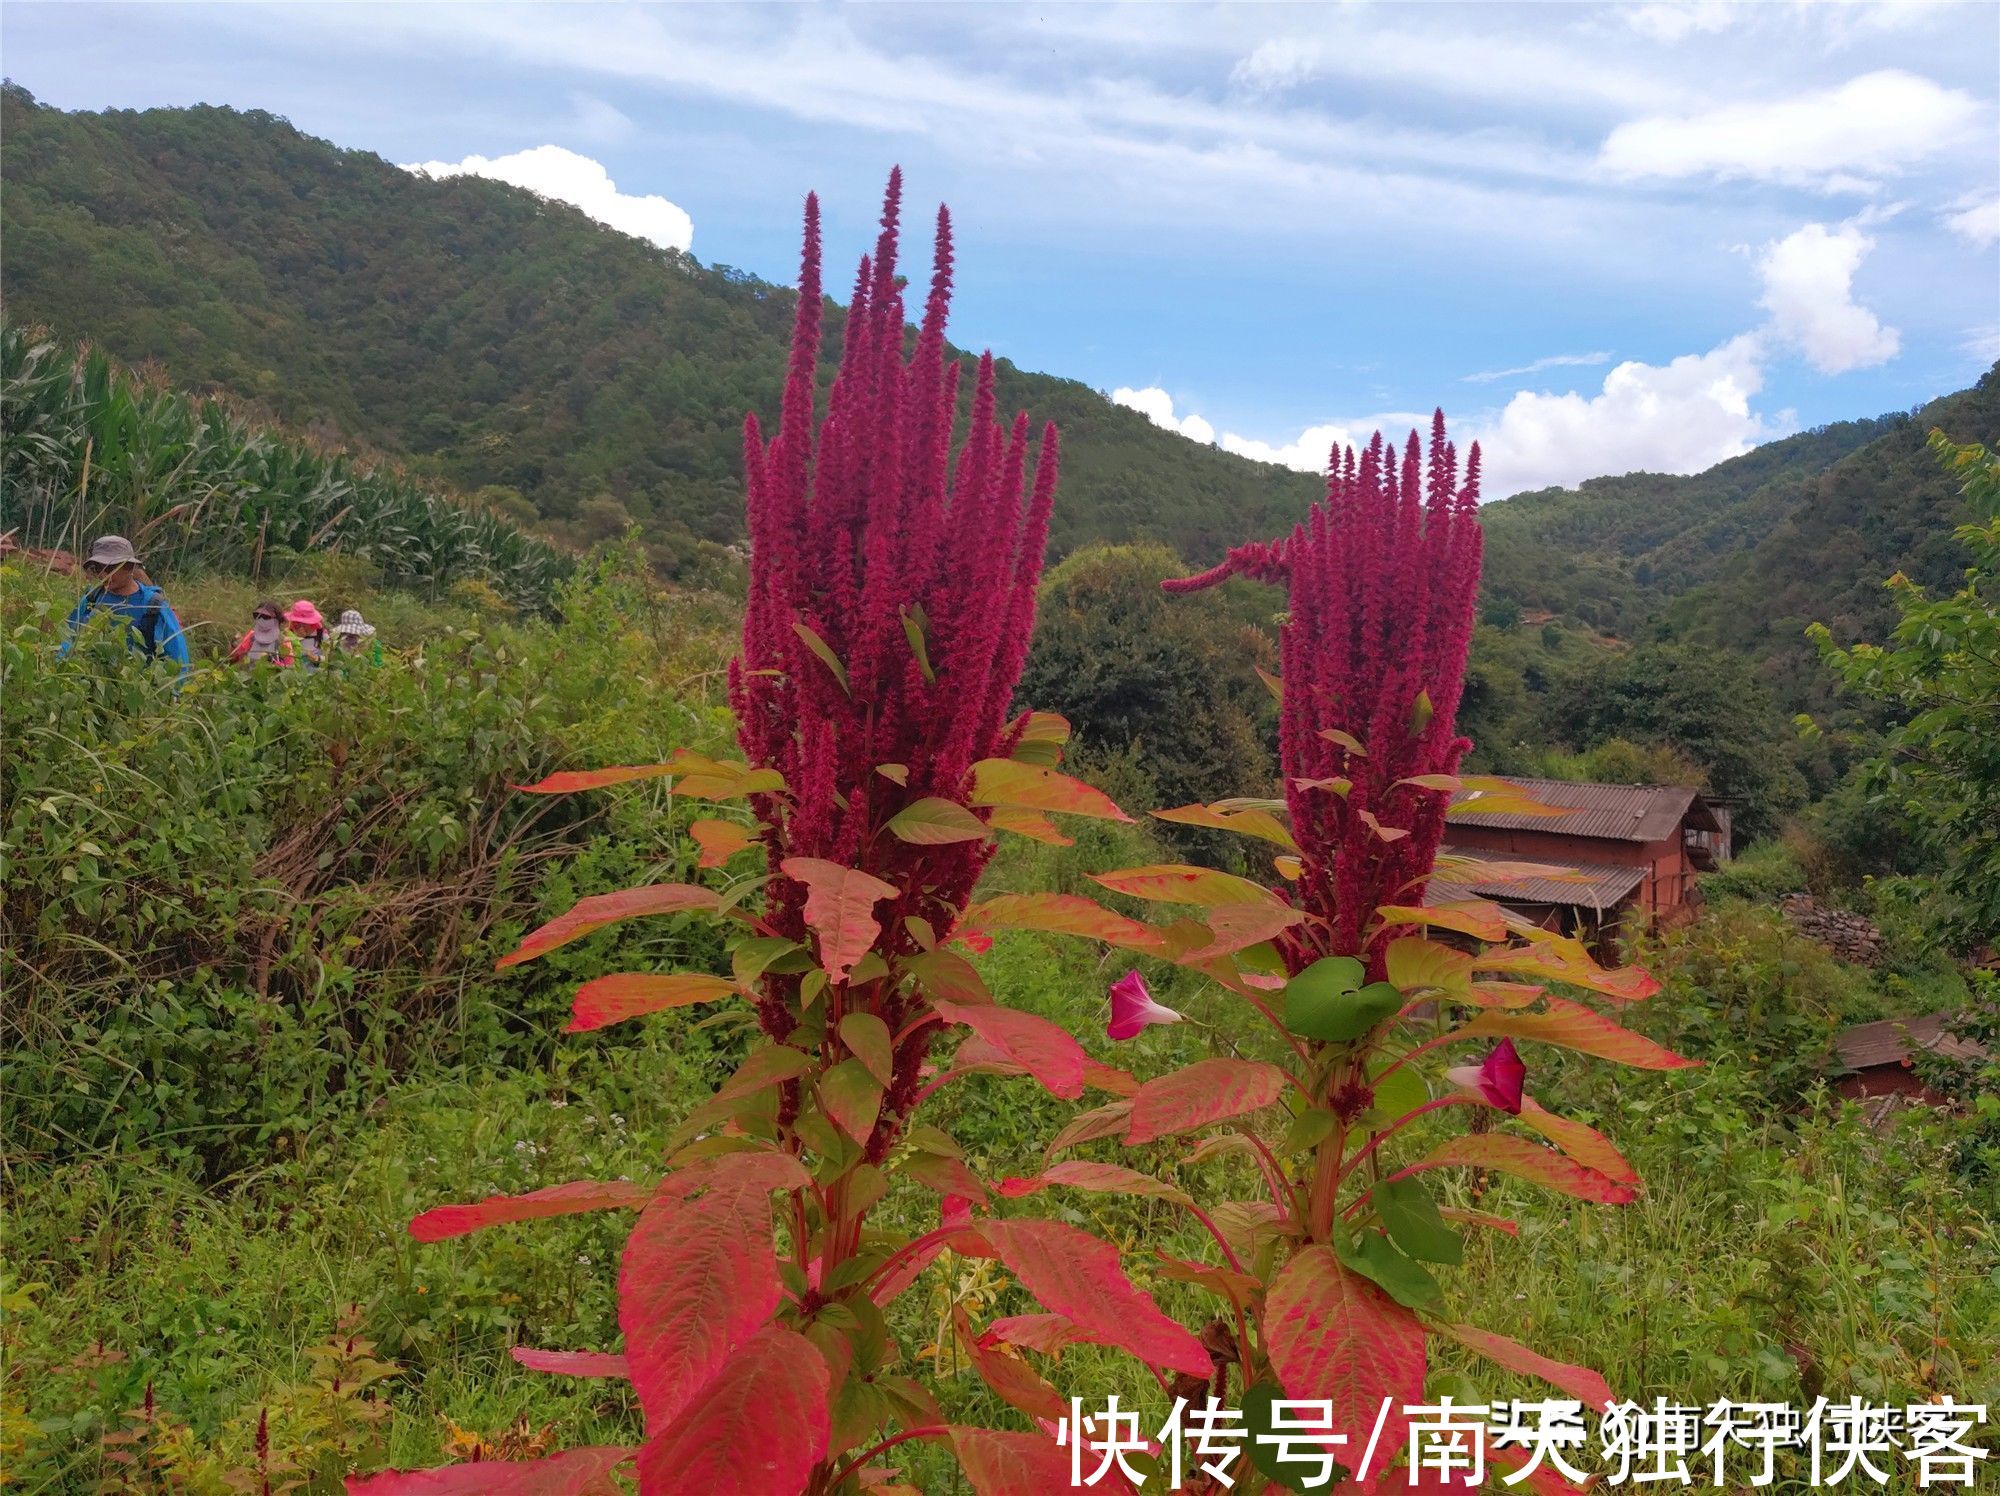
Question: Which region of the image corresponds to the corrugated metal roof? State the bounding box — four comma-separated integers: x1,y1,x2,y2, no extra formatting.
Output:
1835,1014,1989,1072
1425,854,1645,910
1450,777,1719,842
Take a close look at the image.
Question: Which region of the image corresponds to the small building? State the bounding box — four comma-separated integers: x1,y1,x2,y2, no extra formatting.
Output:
1832,1014,1988,1107
1426,777,1731,948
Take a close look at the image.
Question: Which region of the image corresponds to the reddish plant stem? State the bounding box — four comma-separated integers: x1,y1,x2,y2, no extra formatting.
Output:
823,1425,950,1491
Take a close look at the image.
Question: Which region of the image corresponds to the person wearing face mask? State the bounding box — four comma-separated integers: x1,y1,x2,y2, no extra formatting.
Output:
285,600,330,669
59,534,191,681
228,600,297,668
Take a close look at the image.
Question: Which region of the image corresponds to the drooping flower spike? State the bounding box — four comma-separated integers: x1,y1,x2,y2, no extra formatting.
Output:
1106,969,1183,1041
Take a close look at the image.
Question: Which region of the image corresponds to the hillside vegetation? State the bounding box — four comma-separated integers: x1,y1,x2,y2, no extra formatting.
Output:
0,84,1322,578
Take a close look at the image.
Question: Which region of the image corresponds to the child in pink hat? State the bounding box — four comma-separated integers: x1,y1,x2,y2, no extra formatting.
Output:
285,599,329,668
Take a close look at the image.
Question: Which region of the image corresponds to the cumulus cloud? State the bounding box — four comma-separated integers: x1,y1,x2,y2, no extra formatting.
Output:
1474,337,1776,497
1112,386,1215,445
402,145,692,252
1462,352,1614,384
1943,193,2000,248
1598,70,1980,191
1756,221,1900,373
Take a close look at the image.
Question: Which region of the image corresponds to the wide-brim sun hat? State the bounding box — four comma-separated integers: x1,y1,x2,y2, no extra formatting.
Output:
285,600,326,629
332,609,376,638
86,535,141,568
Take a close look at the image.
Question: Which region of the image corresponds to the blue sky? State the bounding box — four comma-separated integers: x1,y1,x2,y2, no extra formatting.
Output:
5,0,1997,495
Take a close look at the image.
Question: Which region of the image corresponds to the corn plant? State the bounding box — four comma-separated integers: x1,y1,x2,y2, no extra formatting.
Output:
0,325,568,610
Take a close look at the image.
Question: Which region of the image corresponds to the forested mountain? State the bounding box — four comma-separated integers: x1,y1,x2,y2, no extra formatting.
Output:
0,84,1322,578
6,82,1996,753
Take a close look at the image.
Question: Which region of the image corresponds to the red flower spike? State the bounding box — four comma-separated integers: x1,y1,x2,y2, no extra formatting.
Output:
727,172,1063,1142
1165,411,1482,977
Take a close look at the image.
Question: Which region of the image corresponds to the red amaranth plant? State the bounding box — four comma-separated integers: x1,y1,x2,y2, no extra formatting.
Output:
967,415,1695,1492
374,175,1207,1496
1164,413,1483,973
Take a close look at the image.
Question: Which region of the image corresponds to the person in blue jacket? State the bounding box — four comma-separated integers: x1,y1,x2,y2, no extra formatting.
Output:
60,534,191,680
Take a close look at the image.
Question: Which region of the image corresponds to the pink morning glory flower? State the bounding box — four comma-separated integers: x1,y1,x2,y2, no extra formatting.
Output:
1448,1039,1526,1114
1107,970,1182,1041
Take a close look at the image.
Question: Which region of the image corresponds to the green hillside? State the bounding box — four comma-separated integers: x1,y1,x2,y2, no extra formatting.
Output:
0,84,1323,577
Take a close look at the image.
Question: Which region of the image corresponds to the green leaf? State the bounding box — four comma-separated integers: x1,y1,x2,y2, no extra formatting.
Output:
900,606,936,682
838,1012,894,1087
1408,689,1434,737
1335,1230,1441,1309
1374,1178,1463,1266
886,797,988,845
1364,1063,1429,1127
791,618,850,692
732,936,810,986
1281,1108,1339,1156
818,1058,883,1142
1283,959,1401,1042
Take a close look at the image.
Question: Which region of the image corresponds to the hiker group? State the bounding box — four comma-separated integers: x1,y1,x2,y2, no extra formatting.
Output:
55,533,384,678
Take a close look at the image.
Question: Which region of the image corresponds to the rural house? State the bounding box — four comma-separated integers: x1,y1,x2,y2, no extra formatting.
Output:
1426,777,1731,947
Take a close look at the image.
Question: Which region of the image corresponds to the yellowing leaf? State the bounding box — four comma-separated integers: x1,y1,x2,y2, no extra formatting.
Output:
791,618,849,692
968,759,1131,822
982,806,1072,845
1088,864,1282,909
886,797,989,845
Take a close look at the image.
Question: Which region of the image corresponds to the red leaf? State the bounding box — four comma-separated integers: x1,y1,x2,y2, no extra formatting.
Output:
1265,1246,1425,1477
950,1426,1138,1496
691,819,756,868
1042,1100,1133,1161
1089,863,1280,908
978,1313,1111,1356
979,1218,1210,1376
345,1447,632,1495
514,763,678,794
1456,998,1697,1071
498,884,719,969
619,1160,787,1429
1082,1059,1140,1097
996,1160,1192,1208
1517,1097,1639,1185
409,1180,650,1243
781,857,899,982
953,1305,1065,1421
635,1325,829,1495
1399,1134,1637,1203
1436,1322,1615,1409
569,972,742,1032
958,892,1159,951
931,998,1087,1100
968,759,1133,822
1124,1058,1289,1146
510,1347,631,1379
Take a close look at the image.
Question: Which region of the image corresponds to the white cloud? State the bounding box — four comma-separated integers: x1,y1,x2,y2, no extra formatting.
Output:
1112,386,1215,446
1220,423,1365,473
1963,326,2000,362
1756,221,1900,373
402,145,692,252
1474,337,1776,497
1943,193,2000,248
1625,2,1738,43
1463,352,1614,384
1230,38,1320,95
1598,69,1982,190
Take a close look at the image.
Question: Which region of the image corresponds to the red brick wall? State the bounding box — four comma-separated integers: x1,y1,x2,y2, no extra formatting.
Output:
1447,824,1700,918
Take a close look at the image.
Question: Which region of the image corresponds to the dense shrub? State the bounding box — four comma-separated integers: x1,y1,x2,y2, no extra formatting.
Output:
0,551,737,1170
